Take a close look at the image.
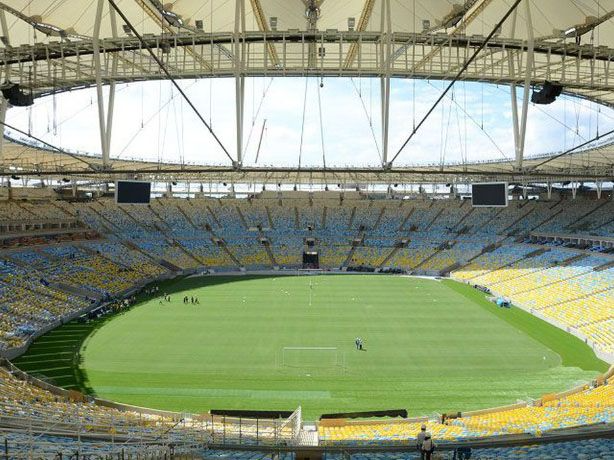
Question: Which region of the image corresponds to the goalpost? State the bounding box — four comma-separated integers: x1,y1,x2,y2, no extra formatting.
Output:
280,347,345,370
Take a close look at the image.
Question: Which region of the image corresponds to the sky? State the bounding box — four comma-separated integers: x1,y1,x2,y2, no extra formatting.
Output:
5,77,614,168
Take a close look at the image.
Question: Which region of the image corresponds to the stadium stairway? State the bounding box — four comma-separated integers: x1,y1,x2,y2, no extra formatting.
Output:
457,245,544,282
7,249,104,301
177,204,201,229
372,207,386,230
14,201,37,218
122,239,169,269
595,259,614,271
265,206,275,228
294,207,301,229
342,245,358,268
440,261,462,276
500,205,535,235
348,207,357,229
506,256,594,298
452,207,474,232
79,242,133,271
343,228,367,268
236,206,250,229
52,280,103,302
423,207,445,231
563,200,612,233
173,240,204,266
86,203,123,233
219,242,244,268
378,241,407,269
483,249,555,288
591,216,614,235
117,205,150,230
50,200,77,218
149,204,176,231
206,204,223,228
539,285,613,313
262,241,278,267
463,207,503,234
257,226,279,266
397,208,414,231
530,206,564,232
412,242,449,272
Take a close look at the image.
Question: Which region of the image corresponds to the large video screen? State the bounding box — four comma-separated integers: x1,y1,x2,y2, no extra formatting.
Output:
116,181,151,204
471,182,508,207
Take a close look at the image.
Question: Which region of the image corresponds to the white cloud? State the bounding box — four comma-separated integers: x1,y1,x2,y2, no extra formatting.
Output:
5,78,614,168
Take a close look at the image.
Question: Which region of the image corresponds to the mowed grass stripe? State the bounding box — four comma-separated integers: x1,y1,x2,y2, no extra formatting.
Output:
14,275,607,419
443,280,608,372
12,321,99,391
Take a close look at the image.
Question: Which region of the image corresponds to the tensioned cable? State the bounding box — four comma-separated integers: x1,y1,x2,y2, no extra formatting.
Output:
317,79,326,169
440,88,454,169
490,84,613,165
116,80,200,160
529,126,614,171
107,0,234,164
425,81,511,163
298,77,309,169
243,78,275,162
0,119,98,171
389,0,523,166
350,77,382,164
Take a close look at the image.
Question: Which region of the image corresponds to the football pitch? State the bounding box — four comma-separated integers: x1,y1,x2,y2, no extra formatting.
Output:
15,275,608,419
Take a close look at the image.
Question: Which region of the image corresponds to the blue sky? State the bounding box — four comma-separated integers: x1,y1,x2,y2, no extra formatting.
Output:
6,77,614,167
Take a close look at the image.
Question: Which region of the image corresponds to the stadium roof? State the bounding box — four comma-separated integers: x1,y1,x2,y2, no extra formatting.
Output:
1,0,614,183
3,133,613,185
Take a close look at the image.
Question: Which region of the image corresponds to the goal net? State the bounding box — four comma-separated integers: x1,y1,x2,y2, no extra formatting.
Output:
280,347,344,369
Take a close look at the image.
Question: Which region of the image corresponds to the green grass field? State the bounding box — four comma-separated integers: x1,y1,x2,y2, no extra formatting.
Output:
14,275,607,419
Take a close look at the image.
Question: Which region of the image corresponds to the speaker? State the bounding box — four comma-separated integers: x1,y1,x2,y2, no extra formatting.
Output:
531,81,563,105
1,83,34,107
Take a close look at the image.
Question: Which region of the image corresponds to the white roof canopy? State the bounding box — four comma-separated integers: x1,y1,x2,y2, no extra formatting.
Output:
0,1,613,183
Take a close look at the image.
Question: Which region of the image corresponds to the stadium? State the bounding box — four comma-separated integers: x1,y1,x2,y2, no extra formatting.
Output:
0,0,613,459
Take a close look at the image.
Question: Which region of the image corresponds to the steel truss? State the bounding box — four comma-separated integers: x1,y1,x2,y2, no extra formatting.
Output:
2,135,613,185
1,31,612,105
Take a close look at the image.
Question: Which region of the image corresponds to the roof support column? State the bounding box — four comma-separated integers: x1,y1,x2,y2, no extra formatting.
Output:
0,9,11,84
234,0,246,167
380,0,392,168
104,3,119,164
0,96,7,174
0,7,10,181
510,0,534,171
508,9,521,167
93,0,110,168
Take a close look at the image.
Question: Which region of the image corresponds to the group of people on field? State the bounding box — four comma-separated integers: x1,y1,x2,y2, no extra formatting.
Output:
183,295,200,305
144,285,160,296
158,293,172,305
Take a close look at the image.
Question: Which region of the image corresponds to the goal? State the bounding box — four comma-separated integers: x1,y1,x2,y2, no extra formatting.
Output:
280,347,345,370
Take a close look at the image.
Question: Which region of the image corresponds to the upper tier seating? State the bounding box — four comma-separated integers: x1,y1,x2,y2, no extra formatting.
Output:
0,195,612,358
